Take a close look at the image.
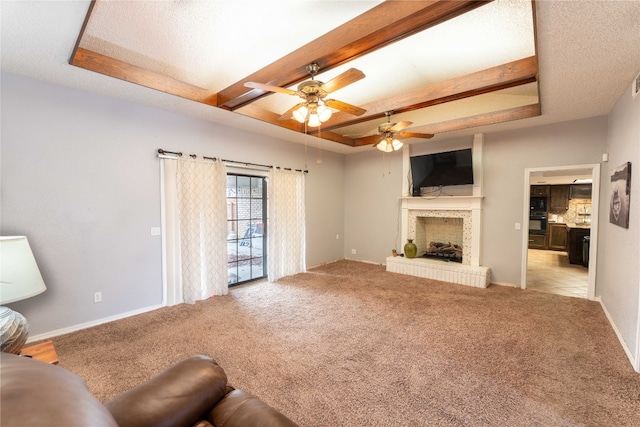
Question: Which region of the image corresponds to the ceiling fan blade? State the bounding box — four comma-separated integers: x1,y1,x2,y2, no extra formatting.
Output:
244,81,297,96
353,134,384,146
324,99,366,116
397,132,435,139
321,68,365,93
278,102,307,121
389,121,413,132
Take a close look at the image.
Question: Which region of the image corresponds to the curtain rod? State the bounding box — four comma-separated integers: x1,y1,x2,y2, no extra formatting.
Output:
157,149,308,173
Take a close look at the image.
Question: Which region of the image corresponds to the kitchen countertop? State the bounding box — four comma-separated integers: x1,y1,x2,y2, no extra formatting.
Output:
548,222,591,229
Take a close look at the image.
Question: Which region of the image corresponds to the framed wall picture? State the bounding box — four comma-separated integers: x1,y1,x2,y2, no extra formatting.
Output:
609,162,632,228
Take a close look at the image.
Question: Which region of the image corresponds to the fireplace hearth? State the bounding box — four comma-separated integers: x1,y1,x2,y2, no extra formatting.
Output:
387,193,490,288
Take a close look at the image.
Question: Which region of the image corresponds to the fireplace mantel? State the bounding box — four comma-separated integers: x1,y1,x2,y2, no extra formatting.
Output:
400,195,483,210
390,135,490,287
399,195,483,267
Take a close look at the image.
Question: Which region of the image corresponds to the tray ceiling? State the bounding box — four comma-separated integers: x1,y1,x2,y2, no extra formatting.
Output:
2,1,639,154
71,0,540,149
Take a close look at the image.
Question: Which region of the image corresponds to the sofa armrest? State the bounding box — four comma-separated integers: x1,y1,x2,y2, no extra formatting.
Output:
105,355,228,427
210,389,299,427
0,352,118,427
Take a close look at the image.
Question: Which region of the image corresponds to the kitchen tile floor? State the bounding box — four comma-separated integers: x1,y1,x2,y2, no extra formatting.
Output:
527,249,588,298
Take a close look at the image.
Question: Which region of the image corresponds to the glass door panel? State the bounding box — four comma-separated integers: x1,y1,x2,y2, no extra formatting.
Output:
227,174,266,286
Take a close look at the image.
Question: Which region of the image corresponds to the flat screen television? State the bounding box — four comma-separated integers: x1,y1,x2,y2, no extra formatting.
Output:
410,148,473,196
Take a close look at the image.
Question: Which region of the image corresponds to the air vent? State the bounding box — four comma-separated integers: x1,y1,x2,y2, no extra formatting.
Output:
633,71,640,99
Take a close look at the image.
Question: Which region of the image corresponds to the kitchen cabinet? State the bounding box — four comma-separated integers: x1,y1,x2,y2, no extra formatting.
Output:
548,223,568,251
528,233,547,249
568,227,590,265
569,184,592,199
531,185,550,196
549,185,569,210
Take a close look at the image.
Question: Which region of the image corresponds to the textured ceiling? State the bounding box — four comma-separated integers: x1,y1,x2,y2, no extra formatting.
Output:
1,1,639,155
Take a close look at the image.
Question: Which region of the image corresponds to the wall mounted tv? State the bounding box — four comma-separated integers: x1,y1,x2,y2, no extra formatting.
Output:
410,148,473,196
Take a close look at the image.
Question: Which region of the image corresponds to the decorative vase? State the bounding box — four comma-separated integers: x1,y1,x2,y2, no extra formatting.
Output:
404,239,417,259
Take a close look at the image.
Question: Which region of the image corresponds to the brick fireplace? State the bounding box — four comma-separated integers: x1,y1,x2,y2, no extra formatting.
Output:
387,136,490,287
387,195,490,287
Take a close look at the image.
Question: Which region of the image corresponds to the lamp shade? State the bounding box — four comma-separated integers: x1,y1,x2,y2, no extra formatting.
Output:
292,105,308,123
307,113,321,127
376,139,393,153
317,104,332,122
0,236,46,305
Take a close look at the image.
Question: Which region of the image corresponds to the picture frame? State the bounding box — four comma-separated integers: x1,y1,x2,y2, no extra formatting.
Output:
609,162,631,228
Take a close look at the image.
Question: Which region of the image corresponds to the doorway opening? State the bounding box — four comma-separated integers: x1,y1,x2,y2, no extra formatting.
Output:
226,174,267,286
521,164,600,299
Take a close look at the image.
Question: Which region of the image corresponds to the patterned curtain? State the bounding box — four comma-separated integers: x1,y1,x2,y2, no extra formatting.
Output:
176,156,228,303
268,169,306,282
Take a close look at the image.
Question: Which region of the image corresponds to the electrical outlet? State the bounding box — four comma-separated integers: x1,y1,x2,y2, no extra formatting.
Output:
336,234,339,240
151,227,161,236
94,292,102,303
351,249,356,254
515,223,521,230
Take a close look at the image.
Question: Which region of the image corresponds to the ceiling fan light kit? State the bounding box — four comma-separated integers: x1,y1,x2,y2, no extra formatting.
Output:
376,137,403,153
244,63,365,128
293,102,332,127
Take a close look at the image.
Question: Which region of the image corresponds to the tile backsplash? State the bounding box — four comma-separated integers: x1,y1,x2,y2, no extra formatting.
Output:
549,198,592,224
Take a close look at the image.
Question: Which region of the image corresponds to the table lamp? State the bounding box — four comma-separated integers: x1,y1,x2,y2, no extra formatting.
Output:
0,236,47,354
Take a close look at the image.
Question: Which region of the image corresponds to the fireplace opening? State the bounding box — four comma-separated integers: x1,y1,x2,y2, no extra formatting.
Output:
423,241,463,263
414,216,465,263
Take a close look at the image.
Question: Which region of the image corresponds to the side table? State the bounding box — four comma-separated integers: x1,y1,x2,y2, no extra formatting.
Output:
20,340,59,364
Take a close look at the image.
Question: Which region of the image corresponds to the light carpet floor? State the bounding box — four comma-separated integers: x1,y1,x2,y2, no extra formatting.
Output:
52,260,640,426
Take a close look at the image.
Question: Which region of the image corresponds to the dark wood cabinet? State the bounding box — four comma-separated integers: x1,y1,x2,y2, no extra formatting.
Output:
531,185,550,196
528,233,547,249
548,223,568,251
568,227,590,265
549,185,569,210
569,184,592,199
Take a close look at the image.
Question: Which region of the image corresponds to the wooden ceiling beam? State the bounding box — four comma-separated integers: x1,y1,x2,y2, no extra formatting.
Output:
313,56,538,133
234,104,303,132
236,105,358,146
351,103,541,146
216,0,492,110
70,48,218,106
416,103,542,135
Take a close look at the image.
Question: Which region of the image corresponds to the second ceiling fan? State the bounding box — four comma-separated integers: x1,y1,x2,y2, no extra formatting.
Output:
244,63,366,127
355,112,434,152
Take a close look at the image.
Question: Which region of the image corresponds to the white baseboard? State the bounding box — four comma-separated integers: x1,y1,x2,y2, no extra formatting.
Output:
307,258,344,270
26,303,166,343
598,297,638,372
344,257,384,266
490,281,519,288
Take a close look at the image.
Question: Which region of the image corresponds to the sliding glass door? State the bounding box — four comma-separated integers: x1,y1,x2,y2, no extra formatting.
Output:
226,174,267,286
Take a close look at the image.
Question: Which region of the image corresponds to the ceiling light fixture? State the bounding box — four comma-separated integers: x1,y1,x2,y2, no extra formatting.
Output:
376,134,403,152
293,100,332,128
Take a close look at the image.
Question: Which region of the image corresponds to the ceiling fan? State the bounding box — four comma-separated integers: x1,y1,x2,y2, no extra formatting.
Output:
354,112,434,152
244,63,367,127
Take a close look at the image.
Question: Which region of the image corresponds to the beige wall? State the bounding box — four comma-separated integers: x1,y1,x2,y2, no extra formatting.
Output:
598,79,640,370
1,72,345,337
480,117,607,285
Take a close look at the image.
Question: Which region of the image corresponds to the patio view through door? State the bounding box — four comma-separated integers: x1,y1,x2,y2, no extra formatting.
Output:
227,174,267,286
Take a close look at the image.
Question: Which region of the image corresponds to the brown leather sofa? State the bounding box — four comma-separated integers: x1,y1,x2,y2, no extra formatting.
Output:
0,352,299,427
